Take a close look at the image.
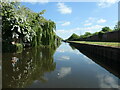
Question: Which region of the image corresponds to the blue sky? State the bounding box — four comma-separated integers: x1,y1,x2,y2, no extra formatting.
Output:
21,1,118,39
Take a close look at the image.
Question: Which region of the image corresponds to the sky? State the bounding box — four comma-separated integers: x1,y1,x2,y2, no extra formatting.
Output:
21,1,118,39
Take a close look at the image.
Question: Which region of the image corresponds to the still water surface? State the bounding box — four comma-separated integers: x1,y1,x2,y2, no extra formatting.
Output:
2,42,120,88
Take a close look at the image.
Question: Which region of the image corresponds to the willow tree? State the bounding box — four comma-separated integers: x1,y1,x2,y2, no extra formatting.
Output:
41,20,56,46
1,1,62,51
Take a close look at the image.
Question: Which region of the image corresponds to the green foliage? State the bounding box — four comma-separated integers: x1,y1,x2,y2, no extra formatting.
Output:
79,35,87,39
15,43,23,53
1,2,62,51
92,32,99,35
67,33,80,41
83,32,92,38
98,31,105,39
84,32,92,37
79,32,92,39
71,41,120,47
3,42,61,88
2,41,16,52
71,27,113,41
67,26,114,41
114,21,120,31
96,27,112,39
101,27,112,33
69,43,76,50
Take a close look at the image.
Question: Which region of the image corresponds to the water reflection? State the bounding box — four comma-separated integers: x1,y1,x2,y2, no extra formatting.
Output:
57,67,71,79
69,43,76,50
97,74,119,88
56,43,80,55
83,55,95,64
69,43,120,79
0,54,1,89
2,43,61,88
2,42,120,88
58,56,70,61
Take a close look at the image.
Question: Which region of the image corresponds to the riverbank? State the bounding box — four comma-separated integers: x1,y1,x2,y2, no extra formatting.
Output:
68,41,120,78
68,41,120,63
68,41,120,48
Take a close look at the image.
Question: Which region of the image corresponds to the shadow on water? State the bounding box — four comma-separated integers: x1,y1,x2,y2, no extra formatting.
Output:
2,43,61,88
69,43,120,79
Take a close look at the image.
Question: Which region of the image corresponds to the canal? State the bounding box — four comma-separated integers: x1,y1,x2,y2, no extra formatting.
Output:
2,42,120,88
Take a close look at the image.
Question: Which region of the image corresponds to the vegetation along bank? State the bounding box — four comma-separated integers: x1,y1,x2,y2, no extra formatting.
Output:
1,2,62,52
65,26,120,42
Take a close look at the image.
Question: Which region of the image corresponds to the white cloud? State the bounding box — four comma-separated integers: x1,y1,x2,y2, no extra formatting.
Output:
56,29,66,34
97,74,119,88
85,17,95,23
56,49,65,53
84,17,107,25
97,19,106,23
19,0,49,3
97,0,118,8
61,21,71,26
56,46,79,54
56,25,104,39
58,56,70,60
84,23,92,26
57,3,72,14
56,28,80,37
84,25,104,31
57,67,71,79
75,50,81,55
18,0,49,4
84,17,95,26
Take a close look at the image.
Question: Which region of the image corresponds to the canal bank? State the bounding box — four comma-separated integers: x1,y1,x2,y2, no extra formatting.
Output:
68,41,120,63
68,41,120,78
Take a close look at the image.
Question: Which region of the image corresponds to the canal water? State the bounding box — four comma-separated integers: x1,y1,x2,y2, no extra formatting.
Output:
2,42,120,88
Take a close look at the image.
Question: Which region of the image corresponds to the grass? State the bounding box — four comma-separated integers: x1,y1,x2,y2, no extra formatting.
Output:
69,41,120,48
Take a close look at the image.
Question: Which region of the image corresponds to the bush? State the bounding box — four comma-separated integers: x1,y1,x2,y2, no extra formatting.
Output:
1,2,62,52
98,31,105,39
101,27,112,33
67,33,79,41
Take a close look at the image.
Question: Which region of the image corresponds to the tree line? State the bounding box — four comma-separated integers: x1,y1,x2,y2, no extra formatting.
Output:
65,25,120,41
1,2,62,52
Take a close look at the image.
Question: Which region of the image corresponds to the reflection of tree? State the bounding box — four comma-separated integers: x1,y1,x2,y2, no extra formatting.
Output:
2,43,61,88
70,43,120,79
69,43,76,50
